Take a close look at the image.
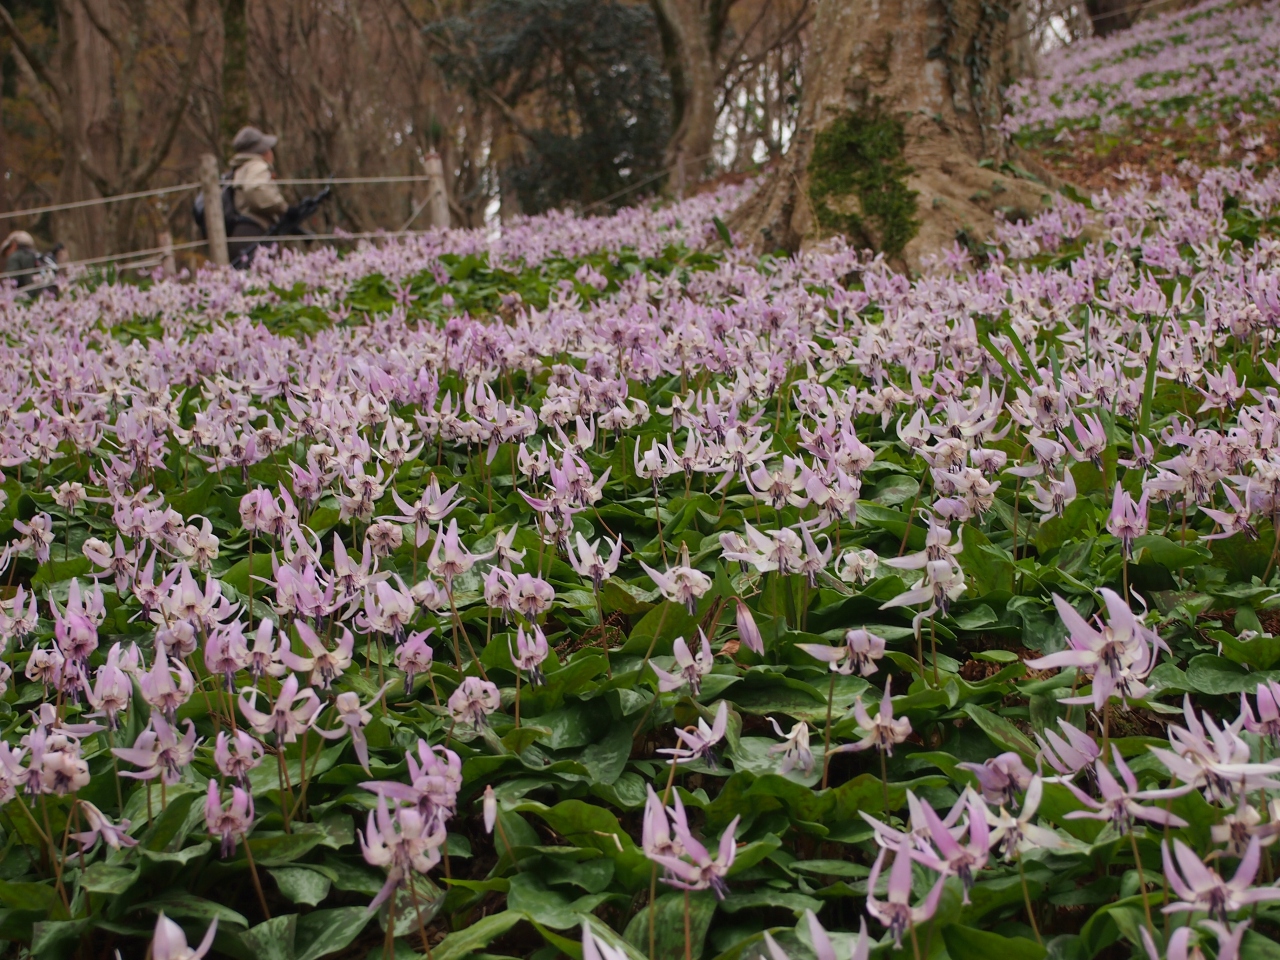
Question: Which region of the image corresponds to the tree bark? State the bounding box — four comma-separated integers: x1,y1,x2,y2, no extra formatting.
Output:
730,0,1047,270
221,0,251,148
651,0,730,195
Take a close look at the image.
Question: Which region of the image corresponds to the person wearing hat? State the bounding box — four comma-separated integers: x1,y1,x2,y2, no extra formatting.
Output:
1,231,40,288
229,126,288,232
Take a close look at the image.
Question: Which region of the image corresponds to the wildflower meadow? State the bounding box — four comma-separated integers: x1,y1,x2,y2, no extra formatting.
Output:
5,5,1280,960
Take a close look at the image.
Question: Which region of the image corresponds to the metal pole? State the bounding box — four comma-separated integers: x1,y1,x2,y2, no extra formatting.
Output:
199,154,230,266
424,152,450,229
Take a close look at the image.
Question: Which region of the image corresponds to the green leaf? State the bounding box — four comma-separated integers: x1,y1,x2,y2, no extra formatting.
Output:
713,216,734,247
720,890,821,915
31,558,92,588
79,863,138,896
505,872,616,930
623,891,716,960
432,910,526,960
269,867,333,907
246,828,327,867
577,721,634,786
295,906,374,960
134,893,247,928
943,924,1047,960
139,841,212,866
1209,628,1280,671
979,331,1031,394
221,551,276,596
0,880,58,912
1184,654,1278,695
236,914,297,960
961,702,1036,759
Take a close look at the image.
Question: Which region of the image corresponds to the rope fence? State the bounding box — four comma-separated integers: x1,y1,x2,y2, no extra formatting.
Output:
0,158,702,283
0,184,200,222
0,174,441,225
0,229,448,281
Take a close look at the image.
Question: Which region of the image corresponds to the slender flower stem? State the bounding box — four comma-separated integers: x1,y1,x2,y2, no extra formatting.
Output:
39,796,69,909
880,747,890,813
822,670,836,790
243,834,272,920
684,889,692,960
410,876,435,960
651,757,682,960
1018,854,1042,945
277,748,294,834
929,615,939,688
1129,828,1156,935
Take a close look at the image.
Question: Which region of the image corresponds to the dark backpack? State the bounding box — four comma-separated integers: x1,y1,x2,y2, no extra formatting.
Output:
192,179,242,238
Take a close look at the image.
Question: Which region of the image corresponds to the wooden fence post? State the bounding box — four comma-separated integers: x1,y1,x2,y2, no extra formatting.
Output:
424,152,450,229
158,230,176,276
199,154,230,266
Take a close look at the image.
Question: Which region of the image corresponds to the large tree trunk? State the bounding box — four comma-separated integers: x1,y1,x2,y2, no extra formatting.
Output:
652,0,728,195
221,0,250,149
52,0,113,259
731,0,1047,270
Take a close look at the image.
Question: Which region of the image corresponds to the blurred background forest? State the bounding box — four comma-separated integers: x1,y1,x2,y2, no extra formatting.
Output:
0,0,1144,261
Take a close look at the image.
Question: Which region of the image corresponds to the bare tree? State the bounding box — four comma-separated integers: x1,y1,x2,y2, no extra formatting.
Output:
652,0,812,192
1,0,207,256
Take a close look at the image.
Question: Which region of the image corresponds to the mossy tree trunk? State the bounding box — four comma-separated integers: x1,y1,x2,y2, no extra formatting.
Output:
730,0,1047,269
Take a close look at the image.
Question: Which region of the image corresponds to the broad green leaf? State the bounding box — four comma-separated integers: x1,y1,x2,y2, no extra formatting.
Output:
943,924,1047,960
623,891,716,960
432,910,525,960
0,880,58,912
134,893,247,928
236,914,297,960
269,867,333,907
79,864,139,896
962,702,1037,759
505,872,616,930
295,906,374,960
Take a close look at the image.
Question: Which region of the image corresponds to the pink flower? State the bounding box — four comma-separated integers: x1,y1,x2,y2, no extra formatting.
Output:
650,630,714,695
214,730,264,789
71,801,136,853
649,812,740,900
238,673,321,744
866,845,946,948
150,914,217,960
1025,590,1162,710
447,677,501,727
359,795,446,910
1163,838,1280,921
835,678,911,756
205,779,255,858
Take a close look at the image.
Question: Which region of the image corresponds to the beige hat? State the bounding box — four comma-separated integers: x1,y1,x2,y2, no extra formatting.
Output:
2,231,34,251
231,126,279,156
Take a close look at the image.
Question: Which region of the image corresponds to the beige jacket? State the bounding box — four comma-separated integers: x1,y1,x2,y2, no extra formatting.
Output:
230,153,288,228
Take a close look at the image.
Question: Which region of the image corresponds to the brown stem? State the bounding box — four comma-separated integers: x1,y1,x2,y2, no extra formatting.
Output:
244,834,272,920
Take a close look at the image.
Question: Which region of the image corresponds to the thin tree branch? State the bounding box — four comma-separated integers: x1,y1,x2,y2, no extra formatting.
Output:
394,0,537,142
124,0,207,190
0,3,67,102
4,41,63,131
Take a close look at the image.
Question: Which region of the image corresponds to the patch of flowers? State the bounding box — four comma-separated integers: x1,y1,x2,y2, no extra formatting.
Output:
1004,0,1280,154
1,154,1280,960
